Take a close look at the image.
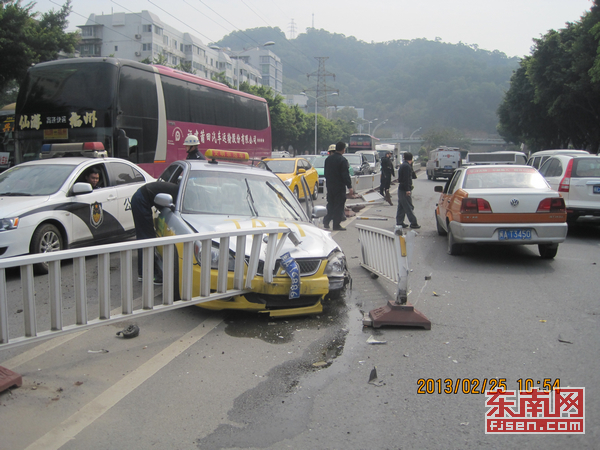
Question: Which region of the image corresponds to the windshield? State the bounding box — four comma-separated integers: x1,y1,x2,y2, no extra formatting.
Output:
463,167,549,189
0,164,75,196
344,155,361,165
312,157,326,168
181,170,308,221
361,153,375,162
263,159,297,174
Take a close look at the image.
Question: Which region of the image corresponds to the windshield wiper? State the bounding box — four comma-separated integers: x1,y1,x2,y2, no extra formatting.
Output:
0,192,32,196
244,179,259,217
265,181,301,221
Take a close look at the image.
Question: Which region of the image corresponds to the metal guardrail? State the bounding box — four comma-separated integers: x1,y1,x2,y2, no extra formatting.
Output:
356,224,414,303
0,226,291,350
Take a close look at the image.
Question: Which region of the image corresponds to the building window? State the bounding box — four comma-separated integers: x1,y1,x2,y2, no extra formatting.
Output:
143,24,152,32
154,26,163,36
143,43,152,51
163,35,169,45
82,27,94,37
173,39,178,49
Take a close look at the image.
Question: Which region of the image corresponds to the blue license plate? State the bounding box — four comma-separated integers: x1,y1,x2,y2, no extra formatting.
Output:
499,229,532,240
593,185,600,194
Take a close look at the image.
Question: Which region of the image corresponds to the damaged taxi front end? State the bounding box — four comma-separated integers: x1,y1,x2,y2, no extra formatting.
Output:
154,156,349,317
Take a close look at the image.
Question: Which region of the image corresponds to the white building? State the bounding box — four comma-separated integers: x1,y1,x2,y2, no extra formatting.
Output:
77,10,282,93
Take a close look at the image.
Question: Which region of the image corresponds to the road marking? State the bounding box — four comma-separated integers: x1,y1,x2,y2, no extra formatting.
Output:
24,316,222,450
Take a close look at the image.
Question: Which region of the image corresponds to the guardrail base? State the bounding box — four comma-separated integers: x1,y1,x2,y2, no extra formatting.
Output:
364,301,431,329
0,366,22,393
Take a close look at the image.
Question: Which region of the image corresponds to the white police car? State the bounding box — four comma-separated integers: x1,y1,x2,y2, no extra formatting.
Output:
0,143,154,273
154,150,349,317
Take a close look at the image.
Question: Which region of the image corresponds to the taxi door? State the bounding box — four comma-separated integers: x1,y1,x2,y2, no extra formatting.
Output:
437,169,462,222
69,163,122,246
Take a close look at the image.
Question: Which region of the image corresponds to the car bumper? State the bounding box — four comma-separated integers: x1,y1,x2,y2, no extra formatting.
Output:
449,221,568,244
0,227,37,259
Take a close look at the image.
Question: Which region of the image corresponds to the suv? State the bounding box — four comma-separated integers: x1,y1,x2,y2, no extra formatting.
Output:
356,150,381,173
527,149,589,170
538,155,600,222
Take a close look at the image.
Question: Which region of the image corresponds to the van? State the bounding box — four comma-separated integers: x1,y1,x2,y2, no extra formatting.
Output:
465,151,528,165
356,150,381,173
527,149,590,170
426,147,461,180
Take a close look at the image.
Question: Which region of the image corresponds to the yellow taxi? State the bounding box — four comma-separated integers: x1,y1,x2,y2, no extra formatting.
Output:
259,157,319,200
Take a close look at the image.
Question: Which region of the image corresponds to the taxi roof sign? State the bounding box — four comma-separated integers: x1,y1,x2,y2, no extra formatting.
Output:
40,142,107,159
204,149,249,164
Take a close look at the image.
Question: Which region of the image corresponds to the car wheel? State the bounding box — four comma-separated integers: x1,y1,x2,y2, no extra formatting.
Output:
538,243,558,259
447,225,462,256
566,214,579,224
312,183,318,200
432,174,437,181
30,223,63,274
435,211,447,236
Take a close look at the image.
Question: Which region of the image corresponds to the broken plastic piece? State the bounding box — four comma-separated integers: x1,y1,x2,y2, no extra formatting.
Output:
366,335,387,345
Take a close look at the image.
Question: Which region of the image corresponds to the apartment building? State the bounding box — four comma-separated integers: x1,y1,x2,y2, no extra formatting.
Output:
77,10,282,93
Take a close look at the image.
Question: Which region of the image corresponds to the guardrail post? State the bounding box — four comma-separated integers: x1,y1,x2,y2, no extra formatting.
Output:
357,224,430,330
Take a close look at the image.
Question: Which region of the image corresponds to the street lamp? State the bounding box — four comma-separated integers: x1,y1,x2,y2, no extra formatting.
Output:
410,127,422,139
302,91,338,154
209,41,275,90
372,119,388,136
367,118,378,135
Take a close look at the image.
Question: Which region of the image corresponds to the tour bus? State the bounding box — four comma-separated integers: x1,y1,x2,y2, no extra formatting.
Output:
348,133,379,153
0,104,15,172
15,58,272,177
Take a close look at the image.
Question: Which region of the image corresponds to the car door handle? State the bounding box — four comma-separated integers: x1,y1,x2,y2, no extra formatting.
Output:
107,195,117,201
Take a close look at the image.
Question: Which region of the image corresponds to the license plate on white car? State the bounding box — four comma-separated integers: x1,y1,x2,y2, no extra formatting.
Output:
499,229,532,240
593,185,600,194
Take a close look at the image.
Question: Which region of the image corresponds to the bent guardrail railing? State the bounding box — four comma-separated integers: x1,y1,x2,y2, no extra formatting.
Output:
0,226,291,350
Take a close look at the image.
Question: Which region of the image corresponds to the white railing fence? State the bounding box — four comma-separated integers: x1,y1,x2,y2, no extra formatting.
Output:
0,226,291,350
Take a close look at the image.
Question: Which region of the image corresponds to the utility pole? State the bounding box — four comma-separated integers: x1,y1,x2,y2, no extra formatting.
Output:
288,19,297,40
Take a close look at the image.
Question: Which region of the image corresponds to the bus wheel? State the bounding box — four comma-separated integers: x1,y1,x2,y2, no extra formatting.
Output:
30,223,63,275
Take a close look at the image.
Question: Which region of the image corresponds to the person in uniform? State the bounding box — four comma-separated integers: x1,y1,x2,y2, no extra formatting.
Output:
131,181,180,283
380,151,395,205
323,142,354,231
184,134,206,160
395,152,420,230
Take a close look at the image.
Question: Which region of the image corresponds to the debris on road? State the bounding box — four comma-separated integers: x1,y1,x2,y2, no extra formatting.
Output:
558,335,573,344
116,324,140,338
87,349,109,353
366,335,387,345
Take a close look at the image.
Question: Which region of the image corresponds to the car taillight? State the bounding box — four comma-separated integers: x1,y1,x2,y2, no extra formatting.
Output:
558,159,573,192
460,198,492,213
537,197,566,213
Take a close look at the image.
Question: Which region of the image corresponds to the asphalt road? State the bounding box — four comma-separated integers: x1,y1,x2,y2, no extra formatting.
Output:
1,171,599,450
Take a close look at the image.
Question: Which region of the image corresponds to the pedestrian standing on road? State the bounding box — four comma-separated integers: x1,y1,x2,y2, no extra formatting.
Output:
184,134,206,160
380,151,395,205
323,141,354,231
395,152,421,230
131,181,180,283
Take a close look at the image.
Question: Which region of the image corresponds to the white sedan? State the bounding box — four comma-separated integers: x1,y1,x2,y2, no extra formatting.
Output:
0,153,153,273
434,165,568,258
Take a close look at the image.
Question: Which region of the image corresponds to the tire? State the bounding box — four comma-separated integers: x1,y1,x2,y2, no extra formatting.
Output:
432,174,437,181
30,223,63,274
539,243,558,259
435,211,447,236
447,225,462,256
312,183,318,200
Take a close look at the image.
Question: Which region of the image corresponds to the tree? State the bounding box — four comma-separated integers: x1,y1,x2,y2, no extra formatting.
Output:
421,126,471,151
0,0,79,96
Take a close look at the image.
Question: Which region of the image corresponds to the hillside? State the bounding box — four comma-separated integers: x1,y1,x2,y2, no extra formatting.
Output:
216,27,520,138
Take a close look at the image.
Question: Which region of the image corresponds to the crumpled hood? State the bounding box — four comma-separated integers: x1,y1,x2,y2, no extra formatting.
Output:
0,196,52,217
180,214,340,259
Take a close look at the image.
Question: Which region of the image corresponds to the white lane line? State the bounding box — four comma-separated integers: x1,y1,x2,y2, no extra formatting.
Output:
24,316,222,450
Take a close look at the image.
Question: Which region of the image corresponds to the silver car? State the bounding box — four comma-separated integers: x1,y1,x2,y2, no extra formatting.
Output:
154,158,349,317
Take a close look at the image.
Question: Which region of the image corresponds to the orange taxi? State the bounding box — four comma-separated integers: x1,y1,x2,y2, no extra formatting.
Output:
434,165,568,258
259,157,319,200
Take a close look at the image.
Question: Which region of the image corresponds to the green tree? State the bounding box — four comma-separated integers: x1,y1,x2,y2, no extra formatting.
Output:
0,0,79,95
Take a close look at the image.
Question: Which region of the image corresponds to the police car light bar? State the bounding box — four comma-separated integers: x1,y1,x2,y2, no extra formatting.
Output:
40,142,107,159
204,149,250,164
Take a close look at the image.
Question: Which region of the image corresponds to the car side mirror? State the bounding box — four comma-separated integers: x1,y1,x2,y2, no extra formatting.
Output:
297,168,306,174
154,193,175,212
72,182,93,195
312,205,327,219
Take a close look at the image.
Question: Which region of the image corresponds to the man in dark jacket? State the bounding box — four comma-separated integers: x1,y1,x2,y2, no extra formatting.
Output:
379,151,395,205
323,141,354,231
395,152,420,229
132,181,180,283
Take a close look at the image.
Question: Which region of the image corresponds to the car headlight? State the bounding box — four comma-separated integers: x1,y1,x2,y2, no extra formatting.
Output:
283,179,292,186
324,250,347,277
194,241,235,270
0,217,19,231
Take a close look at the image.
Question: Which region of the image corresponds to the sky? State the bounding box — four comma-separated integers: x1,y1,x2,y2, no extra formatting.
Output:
34,0,594,58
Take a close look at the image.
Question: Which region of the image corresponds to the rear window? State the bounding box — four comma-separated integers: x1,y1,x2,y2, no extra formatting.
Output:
573,158,600,178
463,167,548,189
